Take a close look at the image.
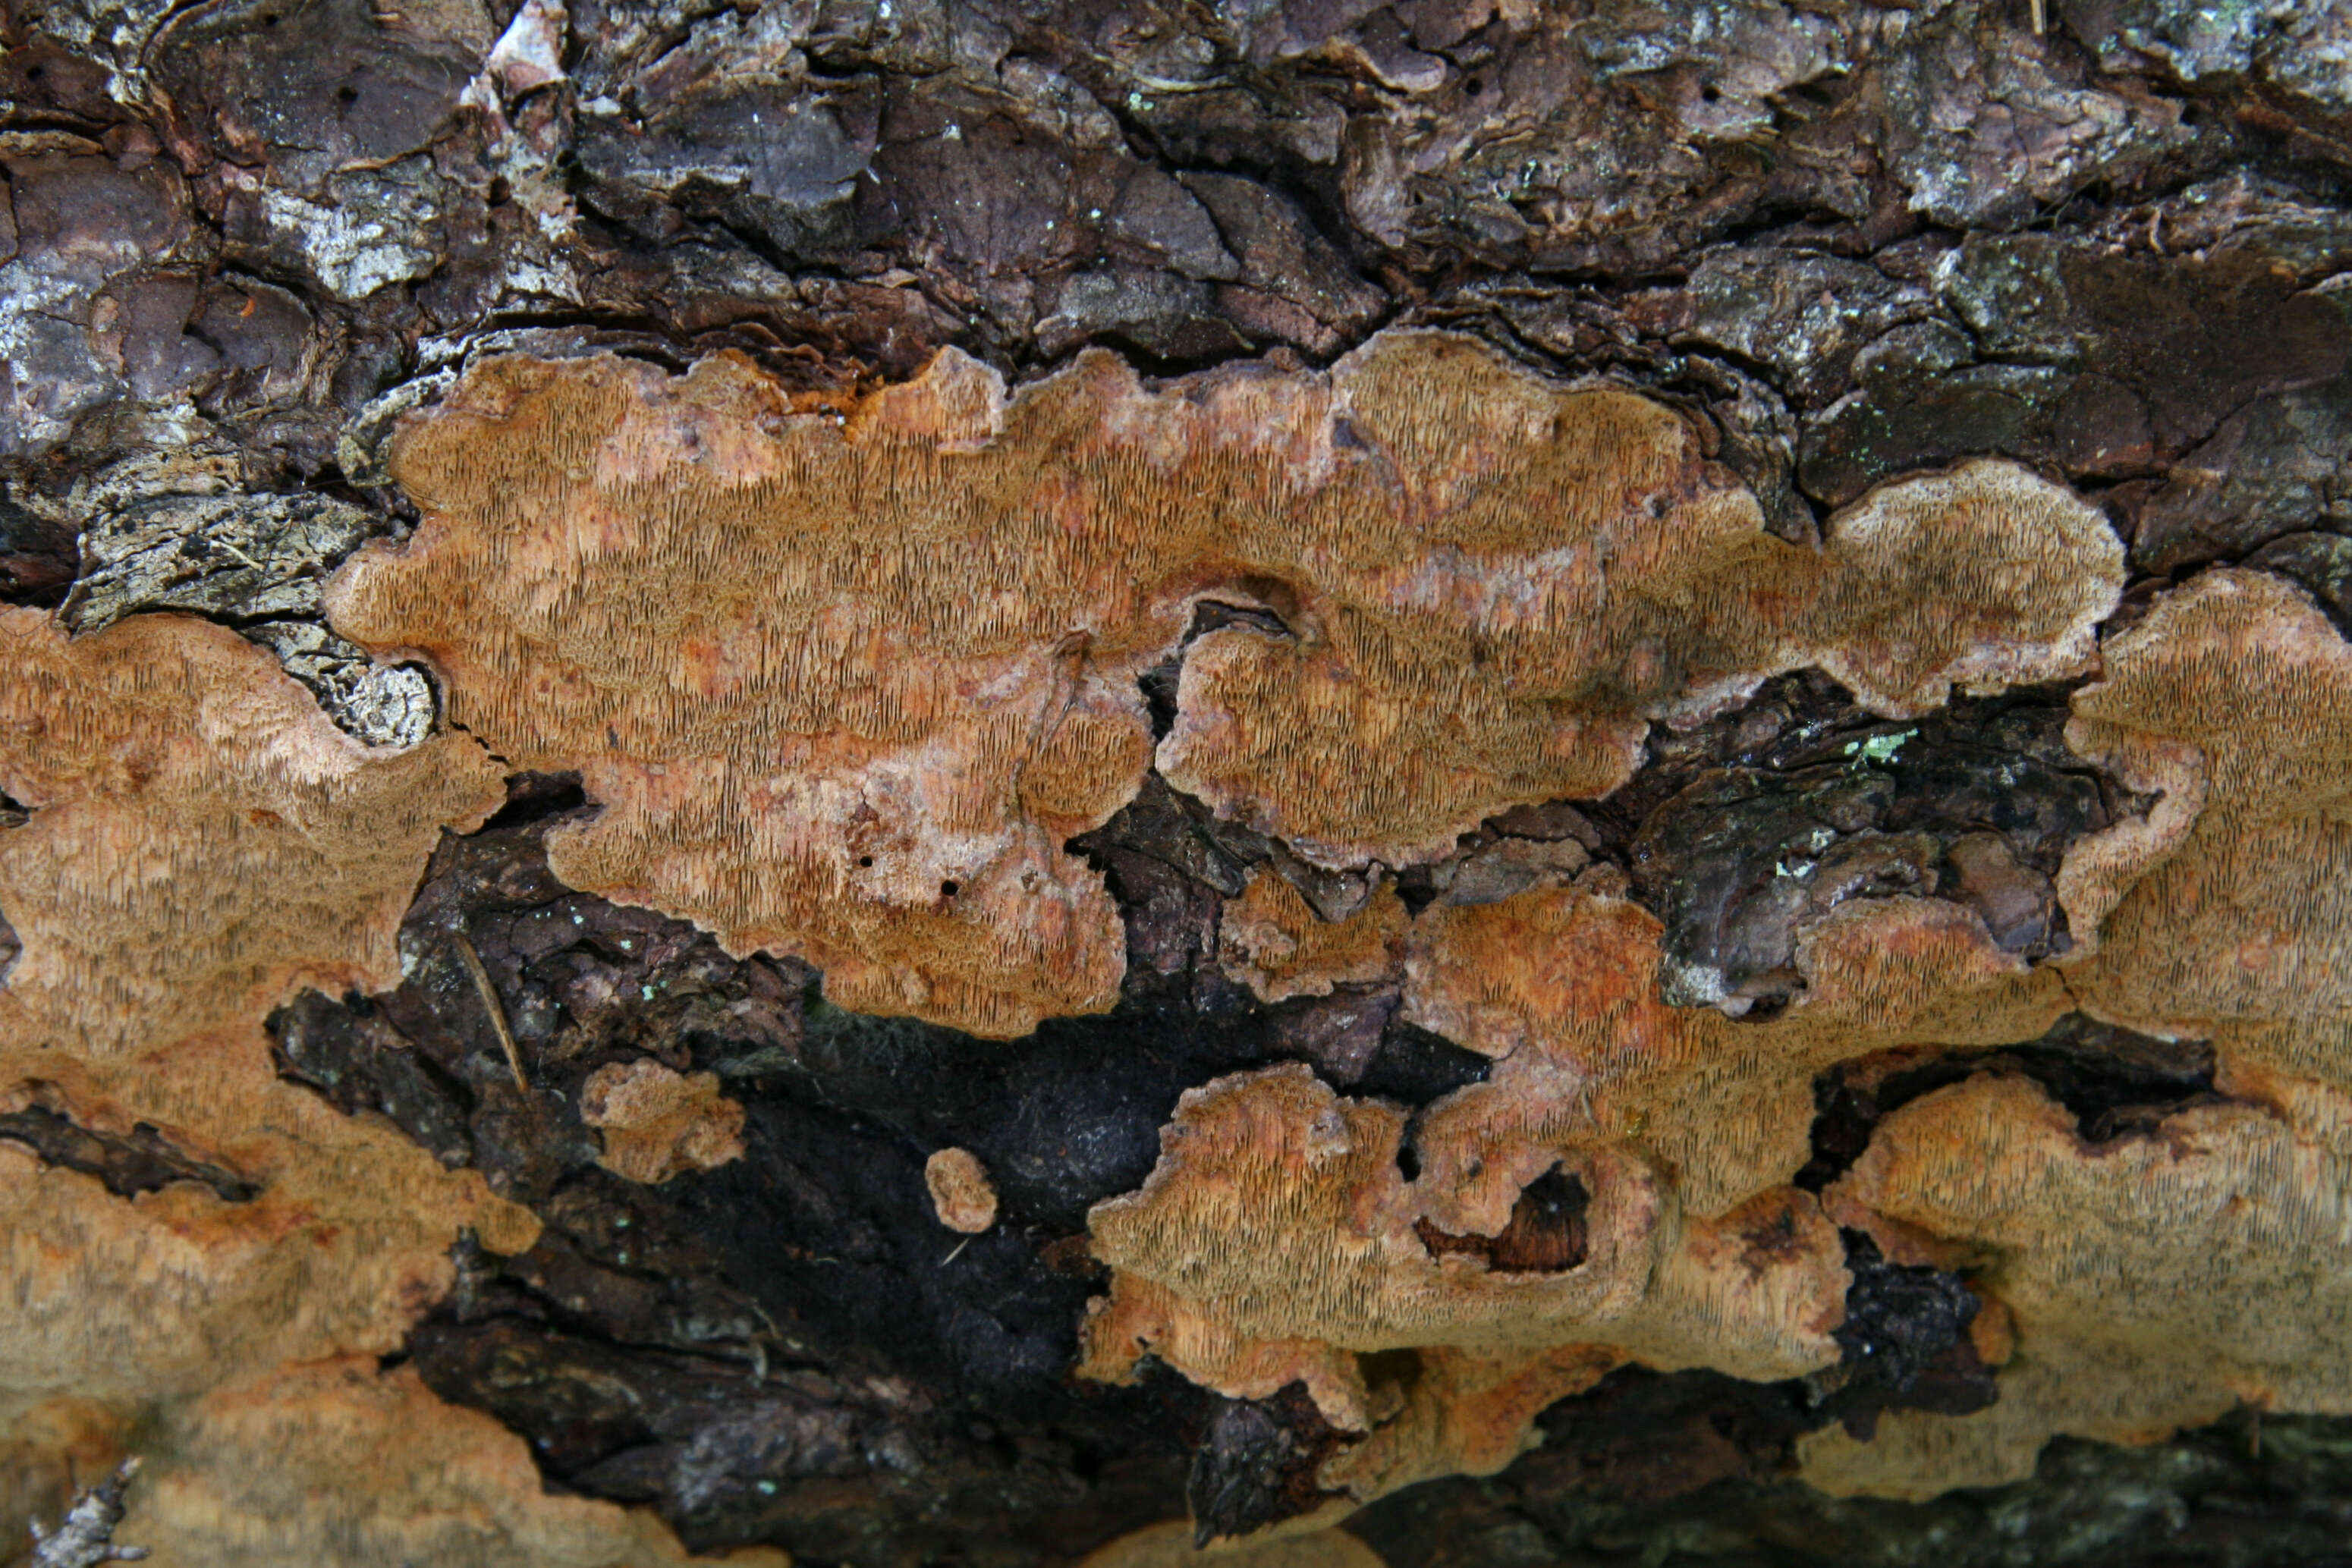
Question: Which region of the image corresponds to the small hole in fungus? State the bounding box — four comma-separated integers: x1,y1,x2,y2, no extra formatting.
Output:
857,855,874,869
336,83,358,104
940,879,959,897
1700,83,1721,103
1463,77,1482,96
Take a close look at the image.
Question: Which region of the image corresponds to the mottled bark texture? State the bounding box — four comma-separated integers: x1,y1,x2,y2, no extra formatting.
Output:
4,0,2352,1564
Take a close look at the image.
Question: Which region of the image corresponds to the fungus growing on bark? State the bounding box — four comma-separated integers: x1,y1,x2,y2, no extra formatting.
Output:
330,334,2118,1037
0,608,504,1058
1798,1072,2352,1497
0,608,541,1550
9,332,2302,1557
926,1145,1000,1233
2066,570,2352,1045
1079,1057,1857,1506
1790,567,2352,1496
1218,872,1407,1003
578,1059,746,1184
1080,735,2162,1515
1077,1518,1387,1568
121,1358,787,1568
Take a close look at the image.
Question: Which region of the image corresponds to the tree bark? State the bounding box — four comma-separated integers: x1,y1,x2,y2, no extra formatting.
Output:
5,0,2352,1565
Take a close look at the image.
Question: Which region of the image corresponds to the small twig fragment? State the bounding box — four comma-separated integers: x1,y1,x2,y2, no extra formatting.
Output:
454,929,530,1090
30,1457,150,1566
212,539,268,573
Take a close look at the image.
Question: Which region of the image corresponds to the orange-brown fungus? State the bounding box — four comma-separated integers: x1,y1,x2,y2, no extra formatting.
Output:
1220,871,1408,1002
1798,1071,2352,1497
580,1058,747,1183
21,325,2323,1547
1083,561,2352,1519
1077,1518,1386,1568
0,608,505,1059
330,331,2118,1036
1795,568,2352,1495
126,1357,789,1567
0,607,590,1560
926,1145,1001,1233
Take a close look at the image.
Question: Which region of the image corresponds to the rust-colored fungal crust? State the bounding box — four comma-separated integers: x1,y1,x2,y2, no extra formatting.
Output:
0,609,530,1401
2067,569,2352,1045
17,329,2341,1546
1077,1518,1388,1568
123,1357,788,1568
1401,880,2063,1214
1800,1073,2352,1497
1081,562,2352,1519
1086,1062,1850,1384
1219,871,1407,1002
926,1145,1001,1233
580,1058,748,1184
330,332,2119,1036
1793,569,2352,1497
0,608,506,1057
0,608,567,1559
1083,885,2062,1506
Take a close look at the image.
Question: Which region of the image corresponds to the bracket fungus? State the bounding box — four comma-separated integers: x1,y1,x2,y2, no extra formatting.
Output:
329,331,2119,1037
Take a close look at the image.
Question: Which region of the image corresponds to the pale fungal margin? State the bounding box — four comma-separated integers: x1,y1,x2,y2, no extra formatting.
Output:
332,328,2121,1037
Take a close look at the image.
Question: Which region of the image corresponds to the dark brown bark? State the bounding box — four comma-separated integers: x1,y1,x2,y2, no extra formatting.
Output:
6,0,2352,1563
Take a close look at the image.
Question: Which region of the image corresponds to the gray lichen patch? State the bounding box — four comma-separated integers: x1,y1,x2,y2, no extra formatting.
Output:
242,621,435,749
63,489,380,635
60,489,434,748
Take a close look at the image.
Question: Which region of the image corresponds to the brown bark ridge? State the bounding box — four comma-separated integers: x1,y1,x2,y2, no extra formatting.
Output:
4,0,2352,1563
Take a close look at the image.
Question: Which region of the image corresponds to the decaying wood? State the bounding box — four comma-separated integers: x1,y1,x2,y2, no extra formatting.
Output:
5,0,2352,1563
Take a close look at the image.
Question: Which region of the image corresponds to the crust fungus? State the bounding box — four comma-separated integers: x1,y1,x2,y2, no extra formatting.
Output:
925,1145,1000,1233
1080,1057,1857,1506
0,608,505,1057
1789,569,2352,1496
2066,569,2352,1046
0,608,543,1551
579,1058,747,1184
20,328,2319,1551
123,1357,788,1567
331,332,2118,1037
1218,872,1407,1003
1080,762,2146,1515
1798,1072,2352,1497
